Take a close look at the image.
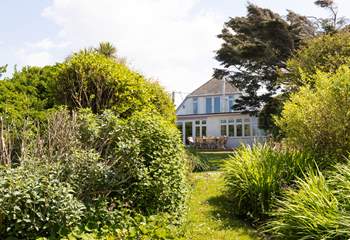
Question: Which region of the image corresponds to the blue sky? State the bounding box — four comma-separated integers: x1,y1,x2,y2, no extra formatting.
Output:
1,0,350,101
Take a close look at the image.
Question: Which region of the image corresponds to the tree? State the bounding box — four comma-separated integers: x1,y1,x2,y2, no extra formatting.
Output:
0,65,7,78
282,31,350,92
0,65,58,124
214,4,316,113
95,41,117,59
314,0,347,33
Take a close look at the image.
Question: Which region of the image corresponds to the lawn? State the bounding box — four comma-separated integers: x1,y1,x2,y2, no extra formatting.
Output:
184,152,260,240
197,152,233,170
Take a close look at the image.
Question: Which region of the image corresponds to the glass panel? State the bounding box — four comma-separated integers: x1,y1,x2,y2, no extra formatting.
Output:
185,122,193,145
206,97,212,113
201,120,206,125
228,119,235,124
195,126,201,137
220,119,227,124
228,124,235,136
202,126,207,136
244,118,250,123
221,125,227,136
193,97,198,114
195,120,200,125
236,123,242,137
228,96,234,112
253,125,258,136
236,119,242,123
244,123,251,136
214,96,220,113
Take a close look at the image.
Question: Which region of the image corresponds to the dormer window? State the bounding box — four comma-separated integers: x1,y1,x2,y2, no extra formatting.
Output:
228,96,234,112
214,96,220,113
206,97,212,113
193,97,198,114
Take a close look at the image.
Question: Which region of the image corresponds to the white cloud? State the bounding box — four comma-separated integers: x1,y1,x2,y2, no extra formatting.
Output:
28,38,70,50
16,48,53,67
42,0,225,93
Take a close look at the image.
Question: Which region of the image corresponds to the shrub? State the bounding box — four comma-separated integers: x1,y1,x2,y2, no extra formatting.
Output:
276,66,350,163
57,52,175,121
223,144,313,221
266,171,350,240
185,147,210,172
0,164,85,239
78,109,188,218
283,32,350,91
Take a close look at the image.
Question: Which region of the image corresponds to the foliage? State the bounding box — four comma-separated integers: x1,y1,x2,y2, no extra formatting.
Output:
0,164,85,239
258,94,287,138
0,64,7,78
185,147,210,172
214,3,315,112
78,109,188,217
60,213,184,240
276,66,350,163
314,0,347,33
266,171,350,240
283,32,350,91
223,144,314,221
57,52,175,121
0,65,58,125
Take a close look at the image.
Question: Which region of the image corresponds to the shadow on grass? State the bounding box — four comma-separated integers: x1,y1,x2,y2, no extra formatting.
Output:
207,194,259,238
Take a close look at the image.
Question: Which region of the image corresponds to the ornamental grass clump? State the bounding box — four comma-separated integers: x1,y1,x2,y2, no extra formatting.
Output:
223,144,314,221
266,171,350,240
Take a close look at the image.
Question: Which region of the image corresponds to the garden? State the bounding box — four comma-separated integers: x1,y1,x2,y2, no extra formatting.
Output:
2,11,350,240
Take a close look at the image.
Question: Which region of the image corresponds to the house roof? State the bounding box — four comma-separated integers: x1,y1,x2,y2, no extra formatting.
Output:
188,78,239,96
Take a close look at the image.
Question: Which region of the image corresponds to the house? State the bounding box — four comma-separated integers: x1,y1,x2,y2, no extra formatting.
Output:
176,78,266,148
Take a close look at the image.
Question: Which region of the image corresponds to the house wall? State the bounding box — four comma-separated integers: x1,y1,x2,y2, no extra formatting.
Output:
176,94,242,115
176,113,266,148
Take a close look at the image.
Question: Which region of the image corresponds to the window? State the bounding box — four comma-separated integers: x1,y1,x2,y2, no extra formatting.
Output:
228,119,235,136
201,120,207,136
220,120,227,136
244,118,251,136
228,96,234,112
193,97,198,114
214,96,220,113
195,119,207,137
206,97,212,113
236,119,242,137
195,126,201,137
202,126,207,136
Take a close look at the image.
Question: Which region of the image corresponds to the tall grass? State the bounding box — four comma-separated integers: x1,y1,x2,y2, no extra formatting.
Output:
223,144,314,221
265,171,350,239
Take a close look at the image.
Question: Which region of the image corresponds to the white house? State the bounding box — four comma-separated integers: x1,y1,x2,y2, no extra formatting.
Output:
176,78,266,148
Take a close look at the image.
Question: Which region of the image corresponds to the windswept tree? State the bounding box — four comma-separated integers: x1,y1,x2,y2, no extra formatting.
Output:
314,0,348,33
214,4,316,114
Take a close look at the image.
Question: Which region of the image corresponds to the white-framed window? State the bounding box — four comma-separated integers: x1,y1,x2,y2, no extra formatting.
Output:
193,97,198,114
206,97,212,113
195,120,207,137
220,120,227,136
220,118,252,137
228,96,234,112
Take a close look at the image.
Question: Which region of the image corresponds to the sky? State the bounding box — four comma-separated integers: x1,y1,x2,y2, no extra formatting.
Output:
1,0,350,104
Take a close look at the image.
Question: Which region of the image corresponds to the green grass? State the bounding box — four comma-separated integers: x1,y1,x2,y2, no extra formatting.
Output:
197,152,233,170
184,171,259,240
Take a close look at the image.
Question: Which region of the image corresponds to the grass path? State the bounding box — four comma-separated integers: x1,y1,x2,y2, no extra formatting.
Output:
184,171,259,240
